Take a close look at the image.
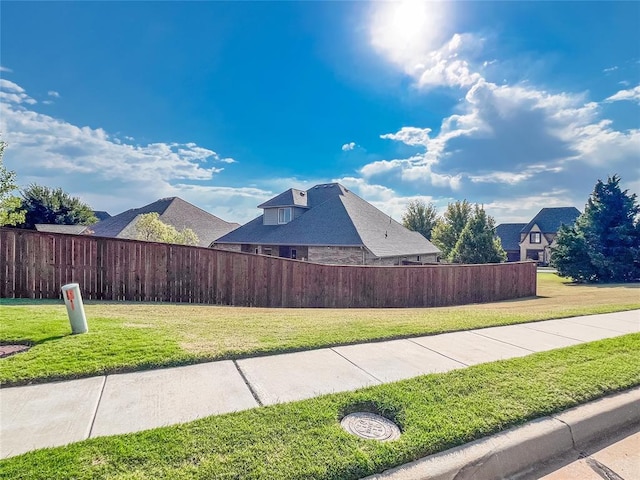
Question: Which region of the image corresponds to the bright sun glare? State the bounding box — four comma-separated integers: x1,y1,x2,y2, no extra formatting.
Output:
370,0,451,68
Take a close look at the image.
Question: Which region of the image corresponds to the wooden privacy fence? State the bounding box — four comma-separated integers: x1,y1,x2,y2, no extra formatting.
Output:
0,228,537,308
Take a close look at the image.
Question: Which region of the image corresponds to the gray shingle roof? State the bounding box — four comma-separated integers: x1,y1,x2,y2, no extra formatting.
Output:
90,197,239,247
216,183,440,258
522,207,580,234
495,223,527,251
257,188,309,209
92,211,111,221
35,224,89,234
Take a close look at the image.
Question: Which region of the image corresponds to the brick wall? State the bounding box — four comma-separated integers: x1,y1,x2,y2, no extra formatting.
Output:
214,243,242,252
308,246,365,265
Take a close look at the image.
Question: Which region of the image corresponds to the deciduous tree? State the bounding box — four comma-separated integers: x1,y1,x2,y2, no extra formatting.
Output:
0,141,26,227
401,200,439,240
135,212,199,246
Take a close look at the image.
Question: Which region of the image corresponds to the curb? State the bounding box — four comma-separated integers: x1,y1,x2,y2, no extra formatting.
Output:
364,387,640,480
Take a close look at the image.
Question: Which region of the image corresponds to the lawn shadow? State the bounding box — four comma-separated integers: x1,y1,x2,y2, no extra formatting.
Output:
563,282,640,289
0,298,62,306
0,334,68,347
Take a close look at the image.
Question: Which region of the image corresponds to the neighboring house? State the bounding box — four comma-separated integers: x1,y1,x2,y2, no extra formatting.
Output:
35,224,90,235
89,197,239,247
494,223,527,262
495,207,580,265
520,207,580,265
213,183,441,265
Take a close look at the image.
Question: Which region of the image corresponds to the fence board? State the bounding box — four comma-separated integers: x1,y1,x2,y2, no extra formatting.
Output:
0,228,536,307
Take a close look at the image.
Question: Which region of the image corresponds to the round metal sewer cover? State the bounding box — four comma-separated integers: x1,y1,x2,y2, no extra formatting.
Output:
341,412,401,441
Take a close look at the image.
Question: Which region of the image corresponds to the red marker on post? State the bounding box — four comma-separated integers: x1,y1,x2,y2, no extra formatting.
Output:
61,283,88,334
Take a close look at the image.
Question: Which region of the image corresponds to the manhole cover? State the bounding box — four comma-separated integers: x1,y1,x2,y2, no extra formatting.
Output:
341,412,401,441
0,345,31,358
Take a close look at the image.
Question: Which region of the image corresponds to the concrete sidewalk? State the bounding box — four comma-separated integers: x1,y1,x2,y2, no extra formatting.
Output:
1,310,638,459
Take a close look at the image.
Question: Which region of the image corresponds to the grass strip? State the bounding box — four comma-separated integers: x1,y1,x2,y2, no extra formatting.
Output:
1,334,638,479
1,274,639,386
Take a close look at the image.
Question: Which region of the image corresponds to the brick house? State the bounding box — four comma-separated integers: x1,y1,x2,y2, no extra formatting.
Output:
212,183,440,265
496,207,580,265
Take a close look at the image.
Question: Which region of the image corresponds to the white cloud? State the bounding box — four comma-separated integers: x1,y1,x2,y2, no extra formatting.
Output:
333,176,443,220
0,79,246,219
47,90,60,98
0,79,37,105
469,165,563,185
606,85,640,105
381,127,431,147
0,66,13,73
485,189,577,224
603,66,618,73
164,184,273,224
0,79,24,93
341,142,356,151
362,75,639,196
366,0,638,197
369,1,484,90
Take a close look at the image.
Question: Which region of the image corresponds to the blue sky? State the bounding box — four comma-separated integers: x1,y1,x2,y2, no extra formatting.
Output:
1,1,638,225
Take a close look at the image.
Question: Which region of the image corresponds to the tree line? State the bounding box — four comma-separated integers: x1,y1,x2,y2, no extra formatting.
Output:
402,199,506,264
401,175,639,282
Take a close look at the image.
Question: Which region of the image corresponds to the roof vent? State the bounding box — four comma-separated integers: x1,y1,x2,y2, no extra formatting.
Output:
323,185,328,188
329,184,334,188
300,191,305,196
314,186,319,189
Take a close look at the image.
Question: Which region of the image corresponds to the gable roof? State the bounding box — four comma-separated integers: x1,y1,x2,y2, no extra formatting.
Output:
522,207,580,234
495,223,527,251
90,197,239,247
216,183,440,258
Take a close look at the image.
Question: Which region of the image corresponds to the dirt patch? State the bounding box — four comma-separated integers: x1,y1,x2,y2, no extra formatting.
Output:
0,345,31,358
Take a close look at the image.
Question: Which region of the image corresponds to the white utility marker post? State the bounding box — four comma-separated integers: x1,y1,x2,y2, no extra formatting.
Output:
61,283,88,334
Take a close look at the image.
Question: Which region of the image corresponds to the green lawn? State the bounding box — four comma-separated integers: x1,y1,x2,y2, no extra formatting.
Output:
1,334,638,479
1,273,638,386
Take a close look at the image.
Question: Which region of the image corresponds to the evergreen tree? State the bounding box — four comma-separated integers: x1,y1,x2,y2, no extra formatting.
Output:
18,184,98,229
450,205,507,264
551,175,640,282
431,200,472,260
401,200,439,240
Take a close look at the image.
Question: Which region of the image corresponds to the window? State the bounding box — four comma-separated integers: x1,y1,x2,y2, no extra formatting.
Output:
530,232,542,244
278,207,292,224
291,249,297,259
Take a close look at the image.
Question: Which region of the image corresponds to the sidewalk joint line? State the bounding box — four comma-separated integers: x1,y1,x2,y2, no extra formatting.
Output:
87,376,108,439
329,348,383,384
233,361,263,407
469,330,537,352
586,457,625,480
520,324,606,343
405,338,470,367
541,318,630,335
